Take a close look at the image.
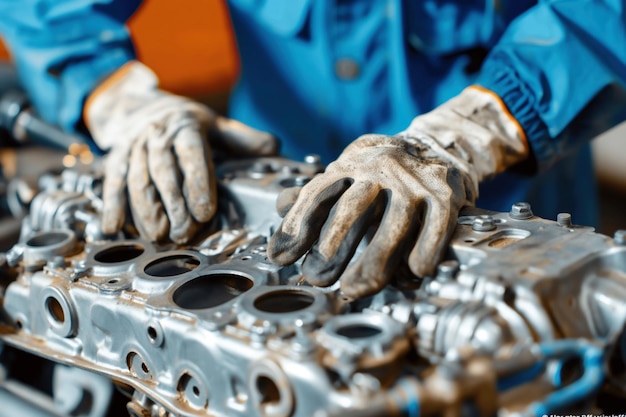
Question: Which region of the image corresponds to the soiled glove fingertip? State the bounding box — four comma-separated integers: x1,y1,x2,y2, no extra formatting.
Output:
101,210,123,236
409,247,442,278
340,279,377,300
301,249,340,287
255,132,280,156
339,266,389,299
190,200,216,223
267,230,299,265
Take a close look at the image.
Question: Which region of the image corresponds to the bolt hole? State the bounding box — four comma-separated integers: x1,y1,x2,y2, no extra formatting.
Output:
241,256,252,261
256,376,281,407
192,385,200,397
15,320,22,329
464,239,475,243
147,326,158,340
144,255,200,277
94,244,144,263
336,324,382,339
141,362,149,374
45,297,65,324
107,278,120,284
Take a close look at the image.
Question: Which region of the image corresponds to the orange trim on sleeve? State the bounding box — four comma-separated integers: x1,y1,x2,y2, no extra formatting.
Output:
468,85,529,155
83,60,137,130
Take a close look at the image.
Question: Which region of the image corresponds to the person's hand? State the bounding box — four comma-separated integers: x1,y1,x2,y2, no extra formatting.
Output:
84,61,278,243
268,87,528,299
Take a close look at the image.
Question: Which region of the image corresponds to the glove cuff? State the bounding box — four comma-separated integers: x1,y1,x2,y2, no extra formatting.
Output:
400,86,529,191
83,61,213,151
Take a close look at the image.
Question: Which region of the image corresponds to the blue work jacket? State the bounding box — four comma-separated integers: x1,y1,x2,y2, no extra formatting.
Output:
1,0,626,226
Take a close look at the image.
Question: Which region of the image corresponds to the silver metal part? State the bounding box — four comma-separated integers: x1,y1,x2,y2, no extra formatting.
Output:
0,157,625,417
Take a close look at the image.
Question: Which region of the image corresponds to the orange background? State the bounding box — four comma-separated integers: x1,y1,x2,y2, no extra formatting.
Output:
0,0,239,96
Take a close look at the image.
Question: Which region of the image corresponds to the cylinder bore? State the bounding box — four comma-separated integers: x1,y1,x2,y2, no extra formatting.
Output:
45,296,65,324
144,255,200,277
26,231,71,248
173,273,254,309
253,290,315,313
335,323,382,339
94,244,145,263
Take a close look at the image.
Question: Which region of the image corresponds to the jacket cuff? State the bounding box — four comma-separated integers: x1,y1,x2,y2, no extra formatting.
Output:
476,59,554,172
60,47,136,135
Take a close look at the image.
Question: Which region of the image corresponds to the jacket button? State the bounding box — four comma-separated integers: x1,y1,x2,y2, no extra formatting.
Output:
335,58,360,80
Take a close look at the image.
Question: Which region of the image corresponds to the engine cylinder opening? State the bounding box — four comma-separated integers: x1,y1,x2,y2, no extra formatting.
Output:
256,375,281,409
335,323,382,339
253,290,314,313
173,273,254,309
144,255,200,277
94,244,145,263
26,231,71,248
45,296,65,324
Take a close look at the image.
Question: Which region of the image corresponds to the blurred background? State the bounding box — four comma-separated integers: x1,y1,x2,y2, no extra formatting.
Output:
0,0,624,235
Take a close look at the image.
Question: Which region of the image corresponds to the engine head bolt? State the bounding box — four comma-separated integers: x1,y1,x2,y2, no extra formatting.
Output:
614,230,626,246
48,256,66,269
304,154,321,165
436,260,460,281
472,215,496,232
557,213,572,227
509,202,533,220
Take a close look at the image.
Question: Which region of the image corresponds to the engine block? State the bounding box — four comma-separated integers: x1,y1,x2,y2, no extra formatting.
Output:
1,156,625,417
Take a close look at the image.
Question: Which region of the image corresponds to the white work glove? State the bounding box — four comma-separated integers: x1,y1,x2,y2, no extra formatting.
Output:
84,61,278,243
268,87,528,299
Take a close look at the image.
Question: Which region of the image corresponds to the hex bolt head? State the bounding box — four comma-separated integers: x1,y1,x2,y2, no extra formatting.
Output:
48,256,67,269
304,154,321,165
557,213,572,227
509,202,533,220
472,215,496,232
436,260,460,281
614,230,626,246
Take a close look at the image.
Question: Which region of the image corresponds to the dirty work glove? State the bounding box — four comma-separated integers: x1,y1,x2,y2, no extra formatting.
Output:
84,61,278,243
268,86,528,299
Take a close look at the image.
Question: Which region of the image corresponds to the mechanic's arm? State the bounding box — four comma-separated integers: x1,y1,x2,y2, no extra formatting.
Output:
0,0,278,243
268,0,626,299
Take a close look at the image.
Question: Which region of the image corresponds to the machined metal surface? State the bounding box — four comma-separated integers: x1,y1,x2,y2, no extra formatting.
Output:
0,156,625,417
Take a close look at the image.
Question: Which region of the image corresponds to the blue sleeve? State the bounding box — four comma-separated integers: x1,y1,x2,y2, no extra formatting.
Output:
477,0,626,171
0,0,141,133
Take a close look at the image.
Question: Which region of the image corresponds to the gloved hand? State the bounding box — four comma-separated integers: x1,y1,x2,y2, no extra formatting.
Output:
84,61,278,243
268,86,528,299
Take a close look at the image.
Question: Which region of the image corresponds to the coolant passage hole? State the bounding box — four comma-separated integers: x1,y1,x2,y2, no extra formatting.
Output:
144,255,200,277
335,324,382,339
27,232,69,247
46,297,65,324
95,244,145,263
173,274,253,309
253,290,314,313
256,376,281,406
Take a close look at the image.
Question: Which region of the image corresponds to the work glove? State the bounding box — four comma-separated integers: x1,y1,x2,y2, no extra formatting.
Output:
84,61,278,243
268,87,528,299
